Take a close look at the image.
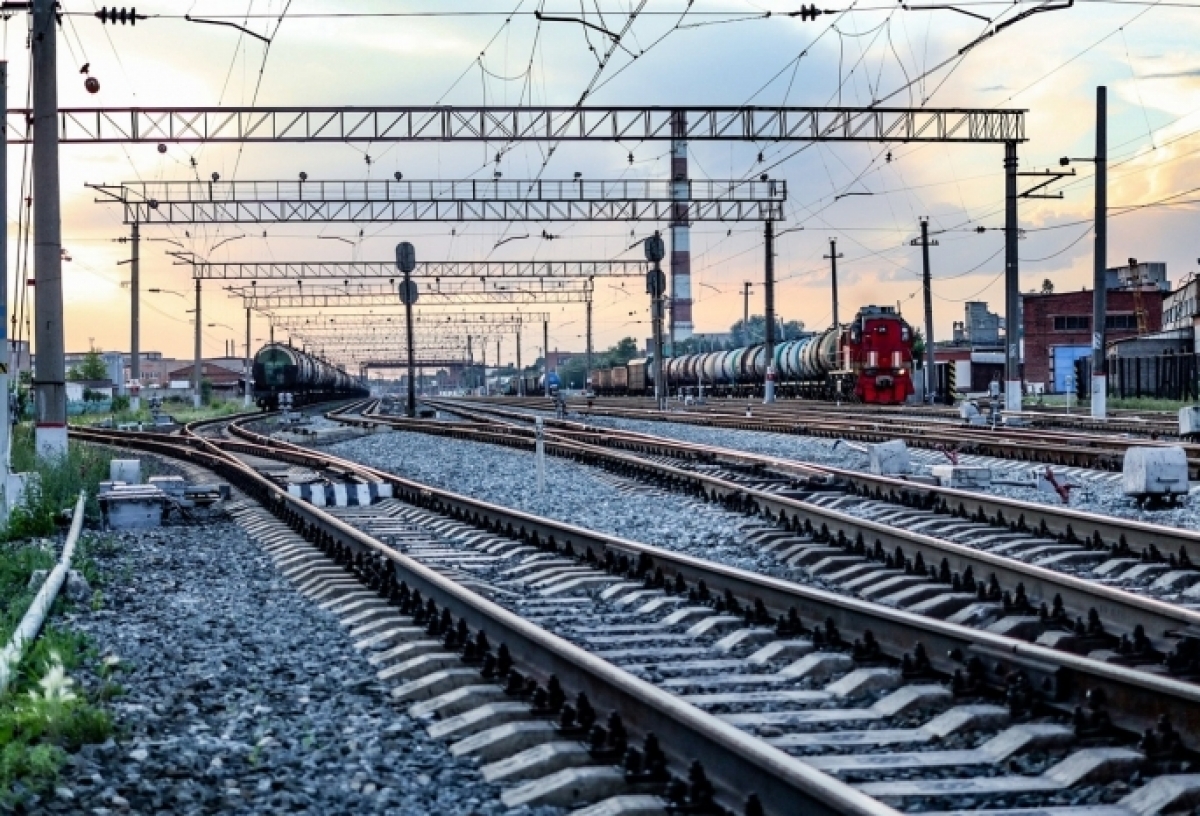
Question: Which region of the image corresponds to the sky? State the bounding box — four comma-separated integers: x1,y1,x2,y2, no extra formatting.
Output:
7,0,1200,366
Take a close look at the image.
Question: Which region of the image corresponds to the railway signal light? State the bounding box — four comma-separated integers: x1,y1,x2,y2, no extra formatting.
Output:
95,7,145,24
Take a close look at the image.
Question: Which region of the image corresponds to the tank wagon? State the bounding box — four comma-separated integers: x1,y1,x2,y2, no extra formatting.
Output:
252,343,368,410
588,305,916,405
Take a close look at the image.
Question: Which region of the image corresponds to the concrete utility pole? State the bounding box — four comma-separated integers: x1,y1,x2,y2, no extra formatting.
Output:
911,219,939,403
192,279,202,407
516,330,523,396
32,0,66,457
1091,86,1108,419
496,338,500,395
763,220,777,403
129,222,141,409
1004,141,1022,412
585,294,593,392
824,239,843,328
244,307,252,407
543,320,550,395
0,61,10,515
467,335,473,393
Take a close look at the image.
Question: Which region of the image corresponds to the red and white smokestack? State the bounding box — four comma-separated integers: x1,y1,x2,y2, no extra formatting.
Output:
670,110,693,346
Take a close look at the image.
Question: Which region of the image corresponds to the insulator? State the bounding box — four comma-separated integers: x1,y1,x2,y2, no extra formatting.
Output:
84,76,100,94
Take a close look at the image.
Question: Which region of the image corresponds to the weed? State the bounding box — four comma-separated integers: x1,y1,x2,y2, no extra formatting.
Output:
0,646,113,807
6,425,113,540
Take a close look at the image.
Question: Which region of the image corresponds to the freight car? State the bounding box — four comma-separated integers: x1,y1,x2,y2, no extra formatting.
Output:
589,305,916,405
252,343,368,410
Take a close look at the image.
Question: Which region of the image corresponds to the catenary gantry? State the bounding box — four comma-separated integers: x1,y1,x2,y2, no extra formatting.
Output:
91,179,786,223
189,260,647,280
12,106,1026,144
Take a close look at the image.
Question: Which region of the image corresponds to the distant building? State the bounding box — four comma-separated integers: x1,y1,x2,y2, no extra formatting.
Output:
1106,261,1169,292
1023,289,1164,393
952,301,1002,346
166,362,244,394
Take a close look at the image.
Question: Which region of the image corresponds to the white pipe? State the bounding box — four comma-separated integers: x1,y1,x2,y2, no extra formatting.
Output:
0,490,86,693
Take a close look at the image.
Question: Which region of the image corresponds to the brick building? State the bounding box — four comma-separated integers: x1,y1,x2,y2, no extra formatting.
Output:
1023,289,1164,392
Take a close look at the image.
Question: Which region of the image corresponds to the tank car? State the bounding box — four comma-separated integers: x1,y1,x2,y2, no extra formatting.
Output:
252,343,368,410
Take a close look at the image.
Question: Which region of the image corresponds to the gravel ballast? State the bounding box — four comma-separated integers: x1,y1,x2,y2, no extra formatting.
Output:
46,517,525,816
328,430,785,580
461,405,1200,529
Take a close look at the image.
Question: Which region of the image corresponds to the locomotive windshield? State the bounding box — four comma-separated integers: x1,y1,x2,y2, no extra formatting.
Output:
256,346,294,387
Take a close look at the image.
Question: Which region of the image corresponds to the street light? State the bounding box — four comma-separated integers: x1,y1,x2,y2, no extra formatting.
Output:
148,288,187,300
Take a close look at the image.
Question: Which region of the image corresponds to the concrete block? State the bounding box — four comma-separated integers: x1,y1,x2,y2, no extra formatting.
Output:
869,440,911,476
110,459,141,484
426,701,532,741
1123,446,1189,501
481,741,591,783
391,669,482,704
500,766,626,809
1180,407,1200,438
930,464,992,489
409,685,507,720
571,795,669,816
449,721,559,763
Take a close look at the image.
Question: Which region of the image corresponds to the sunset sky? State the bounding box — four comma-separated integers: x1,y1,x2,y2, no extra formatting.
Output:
7,0,1200,363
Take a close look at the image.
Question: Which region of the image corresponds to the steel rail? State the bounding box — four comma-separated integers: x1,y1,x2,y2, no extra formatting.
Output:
438,399,1200,565
358,400,1200,664
68,422,891,816
70,419,1200,762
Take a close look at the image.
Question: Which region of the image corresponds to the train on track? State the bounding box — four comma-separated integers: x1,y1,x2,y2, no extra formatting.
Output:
252,342,368,410
585,305,917,404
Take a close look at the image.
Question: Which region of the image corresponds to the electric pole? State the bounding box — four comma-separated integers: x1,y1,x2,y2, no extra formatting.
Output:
129,222,140,409
193,279,202,408
764,220,777,403
32,0,66,456
585,293,593,393
543,320,550,396
244,307,252,407
1092,87,1108,419
1004,141,1021,412
0,61,10,516
911,219,939,404
516,329,523,396
823,239,843,328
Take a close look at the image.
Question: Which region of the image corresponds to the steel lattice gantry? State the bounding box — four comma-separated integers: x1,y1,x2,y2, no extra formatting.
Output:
8,106,1025,144
269,311,550,329
90,179,785,223
230,279,593,309
191,260,647,280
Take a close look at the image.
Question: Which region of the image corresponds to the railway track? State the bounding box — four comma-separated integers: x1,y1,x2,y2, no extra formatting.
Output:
512,394,1182,438
477,396,1200,478
69,409,1200,815
340,398,1200,684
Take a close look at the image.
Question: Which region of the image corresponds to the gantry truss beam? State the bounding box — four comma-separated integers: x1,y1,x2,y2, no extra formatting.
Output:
269,311,551,329
92,179,785,224
360,360,470,370
10,106,1026,144
192,260,647,280
228,280,593,309
289,331,522,345
239,290,591,308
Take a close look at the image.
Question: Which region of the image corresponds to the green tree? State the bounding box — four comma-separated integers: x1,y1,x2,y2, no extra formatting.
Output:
1041,278,1055,294
71,349,108,381
729,316,805,347
606,337,639,365
200,379,214,405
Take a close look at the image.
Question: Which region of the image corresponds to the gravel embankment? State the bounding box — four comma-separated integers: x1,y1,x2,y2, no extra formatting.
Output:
328,430,785,580
475,406,1200,529
46,517,533,816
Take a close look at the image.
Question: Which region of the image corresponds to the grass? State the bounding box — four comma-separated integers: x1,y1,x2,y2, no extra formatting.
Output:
0,536,115,807
5,425,114,541
71,399,247,428
1026,394,1193,413
0,630,115,807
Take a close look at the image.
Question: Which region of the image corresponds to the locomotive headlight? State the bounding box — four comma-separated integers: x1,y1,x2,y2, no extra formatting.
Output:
898,368,906,375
